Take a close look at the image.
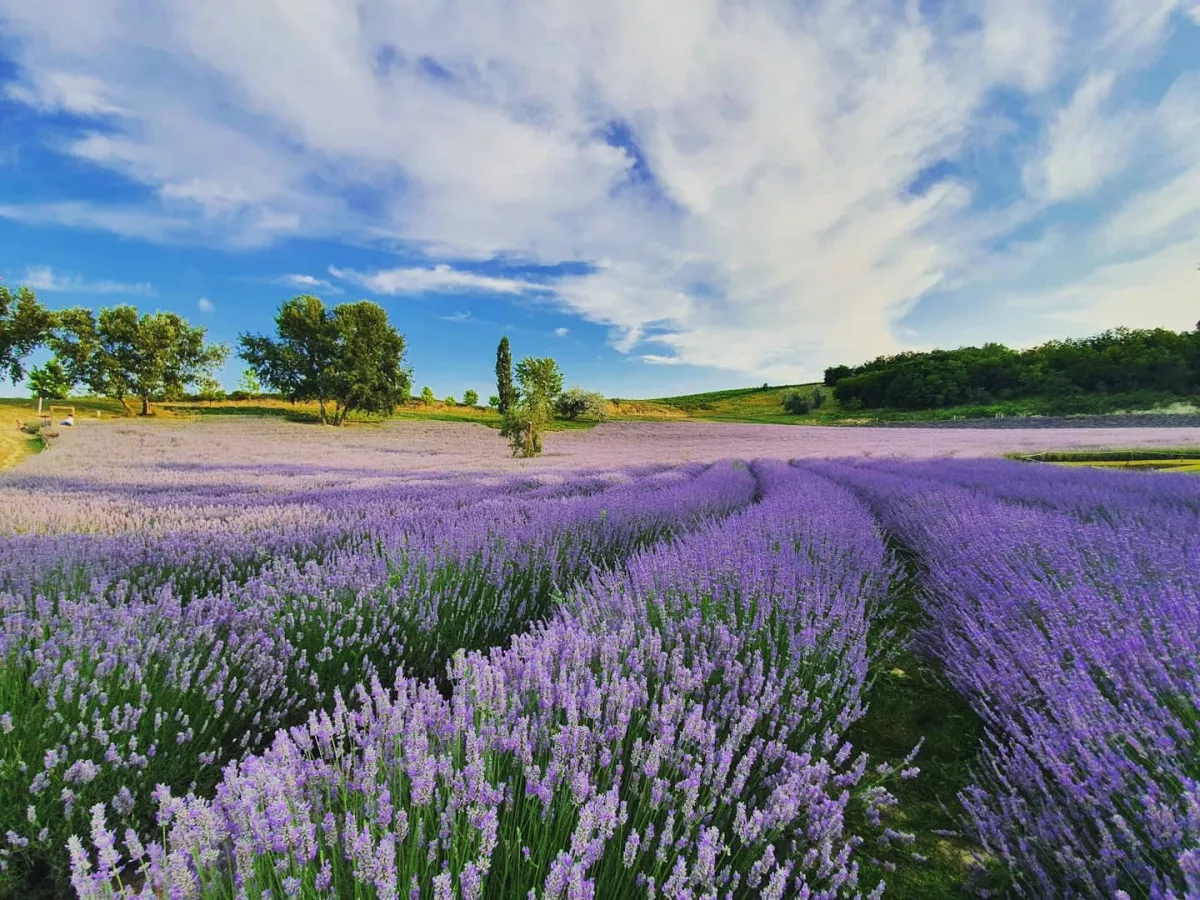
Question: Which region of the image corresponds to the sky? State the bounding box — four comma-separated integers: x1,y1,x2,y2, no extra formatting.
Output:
1,0,1198,400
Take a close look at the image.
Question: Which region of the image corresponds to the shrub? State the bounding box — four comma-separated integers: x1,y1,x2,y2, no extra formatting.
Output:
812,387,826,408
782,391,811,415
19,421,42,435
444,394,457,407
463,389,479,407
420,386,435,406
556,386,608,421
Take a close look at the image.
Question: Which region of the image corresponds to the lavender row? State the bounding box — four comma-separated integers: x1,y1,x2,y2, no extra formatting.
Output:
1,463,756,892
67,461,909,899
814,459,1200,898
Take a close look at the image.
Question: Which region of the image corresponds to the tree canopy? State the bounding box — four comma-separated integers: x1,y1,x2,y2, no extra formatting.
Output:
0,282,54,383
495,336,516,414
52,305,228,415
27,360,72,400
824,327,1200,411
239,295,411,425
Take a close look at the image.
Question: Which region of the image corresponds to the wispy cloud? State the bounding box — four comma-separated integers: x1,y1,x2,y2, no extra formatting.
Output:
197,297,215,313
20,265,155,296
0,1,1197,378
554,327,569,337
329,264,548,296
440,311,472,323
273,273,340,292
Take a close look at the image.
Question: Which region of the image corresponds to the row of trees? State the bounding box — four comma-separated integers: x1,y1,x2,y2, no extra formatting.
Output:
3,281,606,457
824,326,1200,410
2,282,230,415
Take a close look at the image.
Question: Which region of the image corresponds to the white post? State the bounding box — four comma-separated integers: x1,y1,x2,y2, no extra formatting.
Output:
37,398,42,416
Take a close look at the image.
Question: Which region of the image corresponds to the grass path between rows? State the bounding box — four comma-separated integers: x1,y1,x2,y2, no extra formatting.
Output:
846,542,1006,897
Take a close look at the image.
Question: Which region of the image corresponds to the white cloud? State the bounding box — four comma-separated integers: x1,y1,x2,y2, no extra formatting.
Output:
20,265,155,296
329,264,547,296
554,327,569,337
197,297,215,312
275,273,337,292
1024,72,1132,202
441,311,472,322
0,0,1196,378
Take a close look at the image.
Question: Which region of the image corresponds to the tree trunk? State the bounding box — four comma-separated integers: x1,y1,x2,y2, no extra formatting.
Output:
141,395,152,416
118,395,133,416
318,398,328,425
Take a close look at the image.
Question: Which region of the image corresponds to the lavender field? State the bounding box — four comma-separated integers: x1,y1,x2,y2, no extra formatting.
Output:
1,420,1198,899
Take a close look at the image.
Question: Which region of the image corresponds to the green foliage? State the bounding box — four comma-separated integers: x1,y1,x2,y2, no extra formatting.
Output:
495,336,516,414
19,420,42,435
421,386,435,406
498,356,564,457
782,392,810,415
0,282,53,384
236,368,262,396
443,394,457,406
27,360,72,399
828,328,1200,411
515,356,564,410
52,305,228,415
488,394,500,408
556,385,608,421
239,296,411,425
195,376,226,403
463,389,479,407
812,387,826,408
500,403,548,458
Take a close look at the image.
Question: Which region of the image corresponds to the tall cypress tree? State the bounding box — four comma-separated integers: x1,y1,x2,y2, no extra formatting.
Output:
495,335,516,414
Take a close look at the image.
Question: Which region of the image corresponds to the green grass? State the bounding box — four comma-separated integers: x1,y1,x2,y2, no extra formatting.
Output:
844,548,1005,899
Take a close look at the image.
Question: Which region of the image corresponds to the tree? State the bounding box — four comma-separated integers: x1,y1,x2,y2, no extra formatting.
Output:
236,368,262,396
1,282,54,383
27,360,72,399
463,389,480,407
327,301,412,421
421,386,435,406
239,296,411,425
488,395,500,408
195,376,226,405
495,336,516,414
515,356,564,410
556,386,608,421
782,391,811,415
444,394,457,406
501,356,564,458
52,305,228,415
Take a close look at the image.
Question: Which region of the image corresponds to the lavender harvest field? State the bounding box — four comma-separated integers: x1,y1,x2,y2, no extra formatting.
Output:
1,419,1199,899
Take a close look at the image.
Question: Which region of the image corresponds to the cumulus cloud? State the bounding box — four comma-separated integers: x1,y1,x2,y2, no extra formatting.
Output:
329,264,547,296
0,0,1197,378
554,327,569,337
197,297,215,312
19,265,155,296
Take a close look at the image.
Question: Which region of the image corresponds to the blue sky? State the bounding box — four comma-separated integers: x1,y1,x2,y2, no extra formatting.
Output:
1,0,1198,399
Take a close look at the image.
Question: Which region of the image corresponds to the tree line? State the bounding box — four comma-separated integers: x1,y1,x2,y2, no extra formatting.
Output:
823,326,1200,411
2,281,605,456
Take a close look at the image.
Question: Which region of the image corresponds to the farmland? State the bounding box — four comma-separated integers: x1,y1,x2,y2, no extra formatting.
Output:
1,419,1198,899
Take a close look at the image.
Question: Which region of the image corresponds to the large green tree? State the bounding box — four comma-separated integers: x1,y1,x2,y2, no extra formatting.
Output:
239,295,411,425
495,336,516,414
0,282,54,383
52,305,228,415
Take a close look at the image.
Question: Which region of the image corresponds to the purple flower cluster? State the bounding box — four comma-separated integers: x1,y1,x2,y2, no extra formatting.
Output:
63,461,905,899
813,458,1200,898
1,460,756,891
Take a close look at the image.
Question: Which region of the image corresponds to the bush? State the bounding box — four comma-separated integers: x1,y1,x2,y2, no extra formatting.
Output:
500,405,546,457
812,388,826,408
19,421,42,435
444,394,457,407
782,391,812,415
556,386,608,421
463,389,479,407
420,386,435,406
